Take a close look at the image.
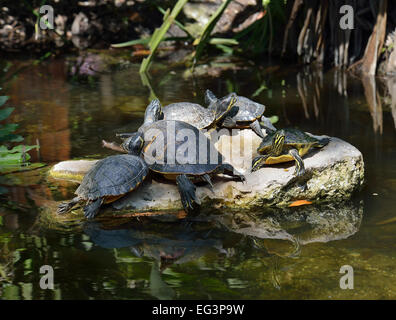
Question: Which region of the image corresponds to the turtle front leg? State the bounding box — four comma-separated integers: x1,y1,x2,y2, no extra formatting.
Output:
250,119,265,138
289,149,305,177
176,174,201,214
57,196,82,215
251,155,269,172
83,198,104,220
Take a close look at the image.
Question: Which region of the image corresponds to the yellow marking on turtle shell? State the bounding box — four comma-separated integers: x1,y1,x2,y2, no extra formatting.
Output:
265,154,294,165
144,134,158,153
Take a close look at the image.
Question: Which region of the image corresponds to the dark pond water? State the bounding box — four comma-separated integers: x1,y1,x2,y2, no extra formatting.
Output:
1,52,396,299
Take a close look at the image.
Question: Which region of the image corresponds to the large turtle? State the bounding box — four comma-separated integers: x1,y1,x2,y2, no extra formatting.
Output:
252,128,330,177
161,92,238,130
103,99,245,214
205,90,276,138
57,132,148,219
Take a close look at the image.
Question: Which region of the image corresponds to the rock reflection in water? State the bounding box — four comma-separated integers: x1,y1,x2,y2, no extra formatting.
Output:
216,201,363,256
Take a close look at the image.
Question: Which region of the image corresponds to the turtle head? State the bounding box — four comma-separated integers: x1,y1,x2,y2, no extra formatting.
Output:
121,132,144,155
204,89,218,106
144,99,163,125
210,92,238,121
271,130,285,155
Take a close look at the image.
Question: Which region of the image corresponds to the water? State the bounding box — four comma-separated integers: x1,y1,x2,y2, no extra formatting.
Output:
1,52,396,299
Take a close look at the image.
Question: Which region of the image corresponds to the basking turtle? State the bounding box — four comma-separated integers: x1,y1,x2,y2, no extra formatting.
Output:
251,128,330,177
103,99,245,214
205,90,276,138
57,132,148,219
161,92,238,130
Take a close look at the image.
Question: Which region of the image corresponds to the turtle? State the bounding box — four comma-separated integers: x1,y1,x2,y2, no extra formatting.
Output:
103,99,245,214
204,90,277,138
161,92,238,130
251,128,330,177
57,132,148,219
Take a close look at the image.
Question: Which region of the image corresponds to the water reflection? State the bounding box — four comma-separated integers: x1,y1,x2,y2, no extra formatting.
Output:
1,56,396,299
216,201,363,255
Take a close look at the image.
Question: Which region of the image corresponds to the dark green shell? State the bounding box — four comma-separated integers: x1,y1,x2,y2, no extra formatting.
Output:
233,96,265,122
76,154,148,200
139,120,224,175
162,102,214,129
258,128,328,152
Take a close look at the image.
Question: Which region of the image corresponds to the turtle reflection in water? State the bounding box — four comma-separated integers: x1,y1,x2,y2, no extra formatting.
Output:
103,99,245,215
252,128,330,177
57,132,148,219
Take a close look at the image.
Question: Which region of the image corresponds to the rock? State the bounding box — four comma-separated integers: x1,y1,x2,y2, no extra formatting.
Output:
50,159,98,183
49,129,364,216
183,0,259,37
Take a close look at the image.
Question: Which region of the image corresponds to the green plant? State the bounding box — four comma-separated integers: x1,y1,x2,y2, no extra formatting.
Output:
0,91,43,175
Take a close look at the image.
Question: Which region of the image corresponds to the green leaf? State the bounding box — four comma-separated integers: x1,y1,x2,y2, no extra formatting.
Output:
209,38,239,46
0,96,9,107
0,134,24,143
112,37,151,47
193,0,233,67
0,123,19,137
252,83,268,97
214,44,234,54
0,152,29,164
0,145,38,154
140,0,189,73
0,107,14,121
269,115,279,124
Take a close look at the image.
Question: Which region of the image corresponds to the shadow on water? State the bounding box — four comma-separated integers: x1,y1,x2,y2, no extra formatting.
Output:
0,53,396,299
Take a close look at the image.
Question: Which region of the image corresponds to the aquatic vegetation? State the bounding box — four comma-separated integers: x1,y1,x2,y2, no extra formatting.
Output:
0,92,43,177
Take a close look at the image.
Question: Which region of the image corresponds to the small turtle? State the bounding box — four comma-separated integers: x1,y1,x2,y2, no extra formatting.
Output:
205,90,276,138
103,99,245,215
161,92,238,130
57,132,148,219
251,128,330,177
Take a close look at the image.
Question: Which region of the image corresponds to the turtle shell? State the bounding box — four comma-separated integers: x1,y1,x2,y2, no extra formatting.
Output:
139,120,224,176
258,128,325,153
233,96,265,122
162,102,214,129
76,154,148,200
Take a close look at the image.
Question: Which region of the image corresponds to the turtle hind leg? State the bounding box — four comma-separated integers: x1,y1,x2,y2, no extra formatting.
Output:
57,197,82,215
289,149,305,177
201,174,214,192
221,116,237,128
250,119,265,138
219,163,246,182
260,116,277,133
83,198,104,220
176,174,200,214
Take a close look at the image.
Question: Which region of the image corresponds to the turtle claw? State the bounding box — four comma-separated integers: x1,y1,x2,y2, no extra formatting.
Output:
176,175,200,214
57,202,72,215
